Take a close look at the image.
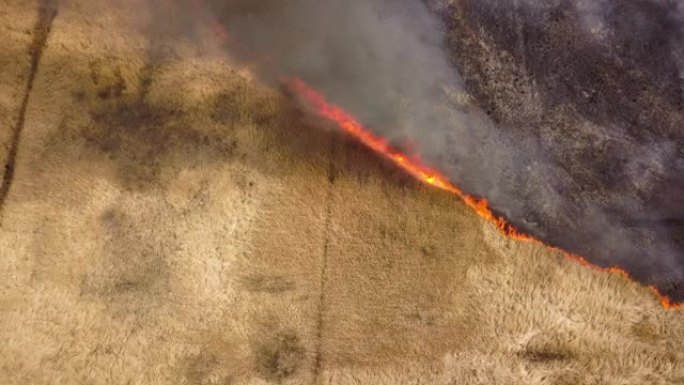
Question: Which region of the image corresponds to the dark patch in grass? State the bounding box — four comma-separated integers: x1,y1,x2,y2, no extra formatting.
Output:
254,331,306,381
242,275,295,294
518,345,574,363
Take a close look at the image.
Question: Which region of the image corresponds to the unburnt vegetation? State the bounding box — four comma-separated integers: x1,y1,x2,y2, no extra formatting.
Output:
0,1,683,385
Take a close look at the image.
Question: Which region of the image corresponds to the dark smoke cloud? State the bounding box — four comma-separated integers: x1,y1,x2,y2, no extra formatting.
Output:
156,0,684,301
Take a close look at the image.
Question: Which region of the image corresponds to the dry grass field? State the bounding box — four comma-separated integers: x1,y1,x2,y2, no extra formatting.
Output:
1,1,683,384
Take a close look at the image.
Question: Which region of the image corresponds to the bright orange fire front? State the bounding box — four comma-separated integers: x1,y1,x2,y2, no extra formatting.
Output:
199,3,680,309
287,77,538,242
285,79,531,238
285,78,680,310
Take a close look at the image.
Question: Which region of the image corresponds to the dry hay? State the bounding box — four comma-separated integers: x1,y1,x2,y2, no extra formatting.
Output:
0,1,683,384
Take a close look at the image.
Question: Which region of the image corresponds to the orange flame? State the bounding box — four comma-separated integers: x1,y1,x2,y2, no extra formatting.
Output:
198,2,680,309
286,78,532,241
285,78,681,310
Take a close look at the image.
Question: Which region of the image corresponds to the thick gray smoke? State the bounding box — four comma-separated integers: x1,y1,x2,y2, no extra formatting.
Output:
191,0,684,302
205,0,544,212
207,0,459,135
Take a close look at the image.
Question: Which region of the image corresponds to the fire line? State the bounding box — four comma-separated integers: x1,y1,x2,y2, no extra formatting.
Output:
285,78,679,309
201,4,680,309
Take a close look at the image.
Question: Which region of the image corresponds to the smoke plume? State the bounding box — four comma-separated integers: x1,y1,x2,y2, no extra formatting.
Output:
180,0,684,302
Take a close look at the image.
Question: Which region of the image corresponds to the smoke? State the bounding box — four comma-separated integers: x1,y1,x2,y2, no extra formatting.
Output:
573,0,684,78
152,0,684,301
205,0,458,135
203,0,534,198
202,0,559,230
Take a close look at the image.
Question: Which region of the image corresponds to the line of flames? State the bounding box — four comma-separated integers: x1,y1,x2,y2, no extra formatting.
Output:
200,3,679,309
286,78,680,310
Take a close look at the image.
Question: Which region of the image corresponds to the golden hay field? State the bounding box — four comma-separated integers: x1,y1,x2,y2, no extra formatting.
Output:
0,1,683,384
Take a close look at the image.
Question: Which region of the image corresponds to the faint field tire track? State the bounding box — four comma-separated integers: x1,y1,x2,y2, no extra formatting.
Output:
0,0,58,219
310,137,337,385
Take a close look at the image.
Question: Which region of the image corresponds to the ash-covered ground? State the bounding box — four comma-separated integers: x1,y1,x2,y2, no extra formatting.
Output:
445,0,684,302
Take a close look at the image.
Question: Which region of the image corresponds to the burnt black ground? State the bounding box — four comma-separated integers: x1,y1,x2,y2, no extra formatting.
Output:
445,0,684,302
